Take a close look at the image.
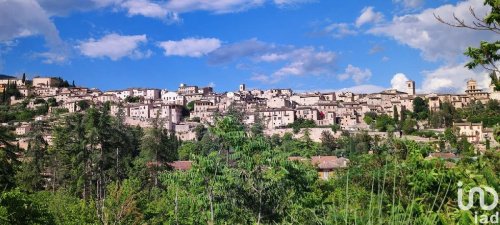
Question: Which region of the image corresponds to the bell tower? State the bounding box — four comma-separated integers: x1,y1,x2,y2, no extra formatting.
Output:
406,80,415,95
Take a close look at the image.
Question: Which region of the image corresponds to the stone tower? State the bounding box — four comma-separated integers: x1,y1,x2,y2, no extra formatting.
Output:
467,79,477,91
239,84,246,92
406,80,415,96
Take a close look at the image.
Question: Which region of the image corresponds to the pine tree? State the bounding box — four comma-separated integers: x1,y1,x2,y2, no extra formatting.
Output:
0,127,19,189
16,122,47,192
393,106,399,123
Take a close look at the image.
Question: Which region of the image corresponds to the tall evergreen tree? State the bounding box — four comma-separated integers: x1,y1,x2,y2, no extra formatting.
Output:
0,127,19,189
16,121,47,192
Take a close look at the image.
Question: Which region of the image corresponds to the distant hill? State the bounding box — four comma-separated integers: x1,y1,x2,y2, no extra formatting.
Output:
0,74,16,79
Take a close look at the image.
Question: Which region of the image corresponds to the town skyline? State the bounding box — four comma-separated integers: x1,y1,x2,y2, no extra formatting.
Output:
0,0,496,93
0,72,493,95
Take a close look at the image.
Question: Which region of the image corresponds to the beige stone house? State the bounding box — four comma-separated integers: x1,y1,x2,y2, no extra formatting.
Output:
454,122,487,143
16,123,31,136
178,84,198,95
32,77,60,88
257,108,295,129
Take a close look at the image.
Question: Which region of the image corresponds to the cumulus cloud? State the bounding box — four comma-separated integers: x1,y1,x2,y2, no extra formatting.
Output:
356,7,384,27
369,0,495,62
250,73,272,83
272,48,336,79
0,0,68,63
421,62,489,93
35,0,120,16
393,0,425,9
121,0,174,19
323,23,358,38
209,39,336,83
390,73,410,91
158,38,221,57
259,48,336,83
338,64,372,84
208,39,273,64
337,84,386,94
78,33,150,60
164,0,263,14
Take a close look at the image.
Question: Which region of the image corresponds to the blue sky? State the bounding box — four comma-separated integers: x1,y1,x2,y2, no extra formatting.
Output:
0,0,496,93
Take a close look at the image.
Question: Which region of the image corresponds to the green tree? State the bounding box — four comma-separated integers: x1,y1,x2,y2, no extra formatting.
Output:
194,124,207,141
47,97,57,107
0,189,55,224
135,116,178,187
0,127,19,190
401,118,417,134
393,105,399,123
102,179,143,224
375,114,395,132
77,100,90,111
16,121,47,192
412,97,429,120
320,130,337,155
444,127,457,147
186,101,195,111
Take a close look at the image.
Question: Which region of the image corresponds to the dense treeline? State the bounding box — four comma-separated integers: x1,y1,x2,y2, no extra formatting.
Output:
365,99,500,135
0,103,499,224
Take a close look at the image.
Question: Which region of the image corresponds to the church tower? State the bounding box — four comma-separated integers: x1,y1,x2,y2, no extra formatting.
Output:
406,80,415,96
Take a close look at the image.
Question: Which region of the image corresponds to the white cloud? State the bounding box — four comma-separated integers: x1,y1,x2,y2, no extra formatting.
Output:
390,73,410,91
274,0,312,7
78,33,149,60
356,6,384,27
209,39,336,83
273,48,336,79
324,23,358,38
369,0,495,62
393,0,425,9
337,84,386,94
158,38,221,57
208,39,273,64
338,64,372,84
250,74,272,83
0,0,68,63
121,0,170,18
165,0,265,14
421,62,489,93
35,0,121,15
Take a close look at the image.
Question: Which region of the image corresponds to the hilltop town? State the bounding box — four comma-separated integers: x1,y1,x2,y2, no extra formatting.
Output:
1,73,499,223
2,73,499,152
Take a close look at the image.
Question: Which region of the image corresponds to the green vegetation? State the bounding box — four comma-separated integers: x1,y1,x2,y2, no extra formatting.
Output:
0,82,21,105
287,118,316,133
186,101,195,111
0,101,49,123
0,107,497,224
458,100,500,127
364,113,396,132
124,96,141,103
412,97,429,120
0,2,498,223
